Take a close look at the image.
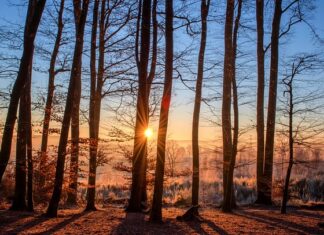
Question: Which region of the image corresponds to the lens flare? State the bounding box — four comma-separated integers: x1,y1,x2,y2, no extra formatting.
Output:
144,128,153,139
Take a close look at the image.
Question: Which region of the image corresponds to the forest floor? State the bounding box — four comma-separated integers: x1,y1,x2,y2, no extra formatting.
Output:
0,204,323,234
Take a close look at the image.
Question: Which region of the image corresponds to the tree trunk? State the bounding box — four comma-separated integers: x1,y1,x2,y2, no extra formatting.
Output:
46,0,89,217
128,0,151,212
0,0,46,183
150,0,173,223
86,0,105,211
255,0,267,204
67,97,80,206
263,0,282,205
281,77,293,214
221,0,234,213
140,0,158,206
26,63,34,212
39,0,65,190
230,0,242,210
191,0,210,209
11,82,29,211
86,0,99,211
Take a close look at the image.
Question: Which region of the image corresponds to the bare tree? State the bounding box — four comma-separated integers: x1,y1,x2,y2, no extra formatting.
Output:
179,0,210,220
150,0,174,223
280,54,324,214
221,0,234,213
255,0,266,204
0,0,46,183
84,0,107,210
128,0,152,212
39,0,66,191
11,65,32,211
46,0,89,217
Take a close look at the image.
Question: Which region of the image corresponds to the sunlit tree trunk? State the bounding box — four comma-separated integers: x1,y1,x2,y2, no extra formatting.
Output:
46,0,89,217
221,0,234,213
39,0,65,190
128,0,151,212
150,0,173,223
0,0,46,184
264,0,282,205
191,0,210,210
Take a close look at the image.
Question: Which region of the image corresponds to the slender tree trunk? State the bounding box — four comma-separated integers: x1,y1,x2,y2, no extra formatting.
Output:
281,79,293,214
39,0,65,190
221,0,234,213
86,0,99,210
26,63,34,212
86,0,105,211
255,0,266,204
11,0,46,211
67,98,80,206
0,0,46,183
12,53,34,211
150,0,173,223
141,0,158,206
46,0,89,217
128,0,151,212
66,0,88,207
263,0,282,205
191,0,210,209
230,0,242,210
11,81,29,211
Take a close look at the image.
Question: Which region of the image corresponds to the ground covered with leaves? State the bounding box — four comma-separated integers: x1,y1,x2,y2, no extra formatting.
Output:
0,205,323,234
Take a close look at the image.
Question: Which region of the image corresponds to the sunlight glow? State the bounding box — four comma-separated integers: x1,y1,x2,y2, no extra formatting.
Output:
144,128,153,139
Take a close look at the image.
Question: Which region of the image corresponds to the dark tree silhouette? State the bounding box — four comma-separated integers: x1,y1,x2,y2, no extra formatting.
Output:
128,0,152,212
221,0,234,213
85,0,106,211
11,67,32,211
46,0,89,217
39,0,65,190
255,0,266,204
229,0,242,210
150,0,174,222
0,0,46,183
182,0,210,219
263,0,282,205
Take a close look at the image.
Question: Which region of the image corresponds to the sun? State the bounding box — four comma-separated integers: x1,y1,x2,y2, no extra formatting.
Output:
144,128,153,139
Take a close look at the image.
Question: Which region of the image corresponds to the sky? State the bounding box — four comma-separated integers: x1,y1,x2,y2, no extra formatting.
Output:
0,0,324,147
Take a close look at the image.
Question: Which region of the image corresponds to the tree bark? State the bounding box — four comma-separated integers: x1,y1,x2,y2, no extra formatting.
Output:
150,0,173,223
128,0,151,212
229,0,242,210
67,0,84,205
191,0,210,208
26,63,34,212
221,0,234,213
0,0,46,183
281,70,294,214
11,80,29,211
263,0,282,205
86,0,105,211
39,0,65,190
255,0,267,204
46,0,89,217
